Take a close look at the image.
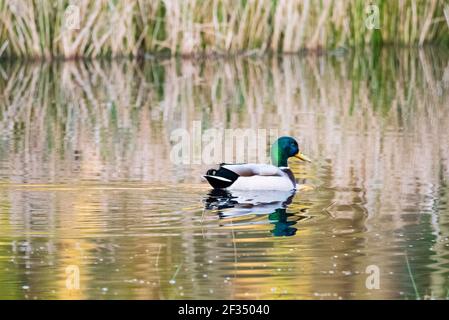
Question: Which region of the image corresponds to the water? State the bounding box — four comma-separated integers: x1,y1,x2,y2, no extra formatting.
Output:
1,48,449,299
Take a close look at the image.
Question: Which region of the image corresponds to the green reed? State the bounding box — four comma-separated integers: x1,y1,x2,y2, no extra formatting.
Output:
0,0,448,60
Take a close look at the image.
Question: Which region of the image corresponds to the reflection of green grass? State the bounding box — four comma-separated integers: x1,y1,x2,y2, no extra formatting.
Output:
0,244,21,299
0,48,447,163
348,48,448,118
405,252,420,300
0,199,21,299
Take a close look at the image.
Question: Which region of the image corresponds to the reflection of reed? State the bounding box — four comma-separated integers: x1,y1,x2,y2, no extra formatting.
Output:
1,50,448,189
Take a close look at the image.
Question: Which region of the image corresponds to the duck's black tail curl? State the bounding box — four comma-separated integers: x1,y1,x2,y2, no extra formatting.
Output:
203,166,239,189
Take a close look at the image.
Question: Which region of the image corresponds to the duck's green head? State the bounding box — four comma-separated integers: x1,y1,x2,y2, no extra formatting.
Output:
271,136,311,167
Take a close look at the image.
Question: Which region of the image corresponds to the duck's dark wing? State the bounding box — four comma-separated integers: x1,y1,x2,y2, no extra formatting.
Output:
204,166,239,189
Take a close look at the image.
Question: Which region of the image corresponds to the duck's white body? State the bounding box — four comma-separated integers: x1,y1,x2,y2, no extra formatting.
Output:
204,163,297,191
228,175,296,191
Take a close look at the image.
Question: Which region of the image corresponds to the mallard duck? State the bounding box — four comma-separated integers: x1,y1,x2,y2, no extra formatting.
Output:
203,136,311,191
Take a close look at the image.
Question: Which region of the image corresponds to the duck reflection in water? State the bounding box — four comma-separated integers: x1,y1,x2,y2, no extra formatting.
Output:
204,189,306,237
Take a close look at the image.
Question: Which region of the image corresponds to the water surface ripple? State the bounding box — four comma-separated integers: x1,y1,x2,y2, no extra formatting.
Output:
1,49,449,299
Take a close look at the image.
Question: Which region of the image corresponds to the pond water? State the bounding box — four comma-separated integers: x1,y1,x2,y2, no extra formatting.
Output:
1,48,449,299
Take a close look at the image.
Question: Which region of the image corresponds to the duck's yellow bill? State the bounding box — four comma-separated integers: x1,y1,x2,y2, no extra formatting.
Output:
294,152,312,163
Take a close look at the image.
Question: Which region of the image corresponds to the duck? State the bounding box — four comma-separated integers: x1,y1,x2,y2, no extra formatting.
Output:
203,136,311,191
